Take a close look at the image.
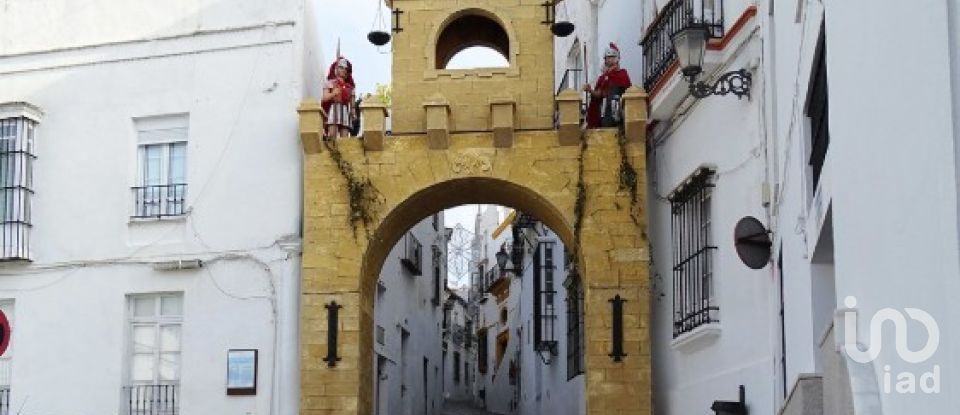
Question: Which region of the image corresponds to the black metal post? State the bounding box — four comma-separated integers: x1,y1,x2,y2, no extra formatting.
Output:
324,301,343,368
609,294,627,362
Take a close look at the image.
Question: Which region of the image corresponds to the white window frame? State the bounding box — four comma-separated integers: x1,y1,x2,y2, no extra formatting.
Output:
126,293,183,386
133,115,189,218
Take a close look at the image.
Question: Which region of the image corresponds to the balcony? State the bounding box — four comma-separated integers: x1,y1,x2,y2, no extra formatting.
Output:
123,384,179,415
132,184,187,219
400,232,422,275
640,0,725,92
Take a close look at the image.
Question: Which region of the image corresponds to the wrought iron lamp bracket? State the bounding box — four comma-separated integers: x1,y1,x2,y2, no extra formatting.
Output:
688,69,752,100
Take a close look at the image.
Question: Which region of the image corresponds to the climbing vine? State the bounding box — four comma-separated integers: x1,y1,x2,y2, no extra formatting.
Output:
324,139,382,240
617,130,642,227
572,131,588,273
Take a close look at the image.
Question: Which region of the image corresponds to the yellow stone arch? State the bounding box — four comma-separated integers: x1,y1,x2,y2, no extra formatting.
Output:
298,0,651,413
296,104,651,414
425,6,521,74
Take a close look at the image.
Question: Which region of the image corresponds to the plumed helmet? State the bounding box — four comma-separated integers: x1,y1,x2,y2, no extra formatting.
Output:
604,42,620,59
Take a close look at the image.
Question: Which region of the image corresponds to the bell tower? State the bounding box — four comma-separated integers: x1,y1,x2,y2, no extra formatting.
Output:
387,0,556,137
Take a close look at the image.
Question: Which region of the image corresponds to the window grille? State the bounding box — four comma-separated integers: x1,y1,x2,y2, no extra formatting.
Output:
0,115,36,261
670,168,718,337
565,274,584,379
533,242,558,355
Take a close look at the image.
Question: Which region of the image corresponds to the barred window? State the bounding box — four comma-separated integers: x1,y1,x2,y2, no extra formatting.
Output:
564,274,584,379
533,241,558,354
432,245,442,306
669,168,718,337
0,108,38,261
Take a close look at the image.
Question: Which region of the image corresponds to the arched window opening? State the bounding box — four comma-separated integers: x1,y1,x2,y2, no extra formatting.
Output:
436,13,510,69
445,46,510,70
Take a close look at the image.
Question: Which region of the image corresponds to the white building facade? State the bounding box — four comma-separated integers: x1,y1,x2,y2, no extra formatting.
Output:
372,214,448,415
555,0,960,414
0,1,324,414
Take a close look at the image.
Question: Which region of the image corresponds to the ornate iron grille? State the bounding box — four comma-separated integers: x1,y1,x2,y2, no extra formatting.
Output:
401,232,423,275
123,384,179,415
640,0,725,91
533,241,558,355
131,184,187,219
670,168,718,337
0,117,36,261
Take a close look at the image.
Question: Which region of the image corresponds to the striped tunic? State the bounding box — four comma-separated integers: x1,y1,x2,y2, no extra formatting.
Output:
326,80,355,128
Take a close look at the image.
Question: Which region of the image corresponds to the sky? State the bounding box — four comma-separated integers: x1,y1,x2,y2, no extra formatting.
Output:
319,0,507,96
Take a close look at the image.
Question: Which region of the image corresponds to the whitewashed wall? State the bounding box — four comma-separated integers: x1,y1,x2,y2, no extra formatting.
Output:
471,206,584,415
768,1,960,413
0,1,324,414
372,215,446,415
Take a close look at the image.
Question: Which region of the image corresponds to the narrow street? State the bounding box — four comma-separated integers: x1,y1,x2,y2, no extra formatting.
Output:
441,399,499,415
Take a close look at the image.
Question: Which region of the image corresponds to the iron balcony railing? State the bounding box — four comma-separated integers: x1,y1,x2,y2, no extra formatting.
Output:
483,267,508,293
554,68,587,128
400,232,423,275
123,384,179,415
640,0,725,91
132,184,187,219
0,386,9,415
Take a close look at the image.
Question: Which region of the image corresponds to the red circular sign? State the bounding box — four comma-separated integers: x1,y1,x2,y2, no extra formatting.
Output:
0,309,9,357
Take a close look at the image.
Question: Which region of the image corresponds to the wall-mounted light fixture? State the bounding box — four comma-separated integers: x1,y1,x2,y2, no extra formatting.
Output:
671,24,752,99
540,1,575,37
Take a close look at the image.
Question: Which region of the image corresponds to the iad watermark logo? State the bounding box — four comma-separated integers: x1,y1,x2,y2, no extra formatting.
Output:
841,296,941,394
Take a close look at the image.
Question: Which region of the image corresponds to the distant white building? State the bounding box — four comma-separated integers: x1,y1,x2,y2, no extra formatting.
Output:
467,206,584,415
441,287,472,403
372,214,448,415
0,1,324,414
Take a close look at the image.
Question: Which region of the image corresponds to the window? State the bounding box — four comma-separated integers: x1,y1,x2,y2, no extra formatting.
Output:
669,168,718,337
565,275,584,379
806,23,829,191
133,115,188,219
432,213,440,231
453,351,461,383
401,232,423,275
432,245,442,306
126,293,182,414
0,103,39,261
477,329,488,374
533,241,558,354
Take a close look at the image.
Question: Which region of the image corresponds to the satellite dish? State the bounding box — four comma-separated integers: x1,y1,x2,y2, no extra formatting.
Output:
734,216,771,270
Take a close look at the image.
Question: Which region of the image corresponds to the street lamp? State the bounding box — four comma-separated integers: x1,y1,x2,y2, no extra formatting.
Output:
495,248,513,273
670,24,752,99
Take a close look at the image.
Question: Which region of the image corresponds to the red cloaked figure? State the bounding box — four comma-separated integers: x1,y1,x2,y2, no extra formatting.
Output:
322,57,357,138
584,43,632,128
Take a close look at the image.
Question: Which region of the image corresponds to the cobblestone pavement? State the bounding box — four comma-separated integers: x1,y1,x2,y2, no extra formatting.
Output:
441,399,500,415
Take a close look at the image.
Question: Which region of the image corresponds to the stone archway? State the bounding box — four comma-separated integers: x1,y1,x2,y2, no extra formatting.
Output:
295,111,652,414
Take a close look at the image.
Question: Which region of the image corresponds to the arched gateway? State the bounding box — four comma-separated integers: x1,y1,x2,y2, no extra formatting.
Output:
296,1,650,414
